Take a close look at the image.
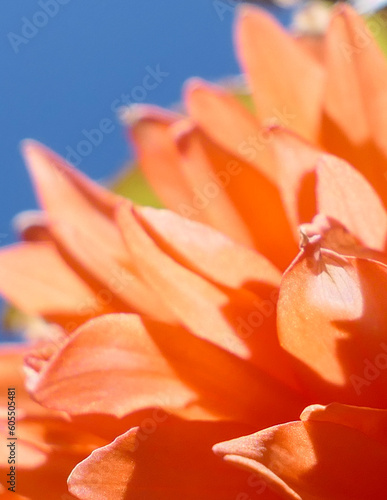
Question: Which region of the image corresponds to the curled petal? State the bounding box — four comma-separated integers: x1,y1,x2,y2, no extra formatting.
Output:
301,402,387,447
317,155,387,251
68,419,281,500
278,242,387,407
214,405,387,500
27,312,304,426
27,314,196,418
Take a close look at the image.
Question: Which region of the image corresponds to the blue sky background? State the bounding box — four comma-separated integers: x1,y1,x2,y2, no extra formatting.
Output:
0,1,291,338
0,1,291,245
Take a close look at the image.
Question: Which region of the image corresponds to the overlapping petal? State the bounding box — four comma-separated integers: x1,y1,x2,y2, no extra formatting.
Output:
214,403,387,499
278,241,387,407
316,154,387,250
0,242,110,327
27,312,304,426
68,419,282,500
116,203,301,388
1,3,387,499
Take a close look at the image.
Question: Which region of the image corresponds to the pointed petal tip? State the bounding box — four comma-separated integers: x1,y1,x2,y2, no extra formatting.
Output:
12,210,46,235
119,104,156,127
19,139,59,180
183,77,207,97
120,103,179,130
212,441,226,457
184,78,226,112
235,3,276,29
183,77,224,101
20,138,45,158
235,3,260,21
331,2,353,16
329,2,359,26
300,404,326,421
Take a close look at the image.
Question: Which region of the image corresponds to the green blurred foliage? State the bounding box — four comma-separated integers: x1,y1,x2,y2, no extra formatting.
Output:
371,11,387,55
111,162,163,207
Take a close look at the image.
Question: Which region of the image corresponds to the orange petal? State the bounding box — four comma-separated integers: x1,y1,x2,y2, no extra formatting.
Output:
28,314,197,418
173,121,256,248
267,127,319,232
321,6,387,202
235,6,324,141
127,106,205,220
0,242,106,323
68,419,282,500
316,155,387,251
116,204,302,391
0,345,50,417
278,242,387,407
324,5,387,152
28,312,304,425
301,402,387,447
117,204,250,358
174,124,297,269
135,205,281,290
296,34,325,63
0,415,104,500
19,141,174,323
185,79,277,183
21,140,126,262
48,221,175,323
213,412,387,500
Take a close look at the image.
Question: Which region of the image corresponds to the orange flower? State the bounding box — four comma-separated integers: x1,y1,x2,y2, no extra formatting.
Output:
1,4,387,499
